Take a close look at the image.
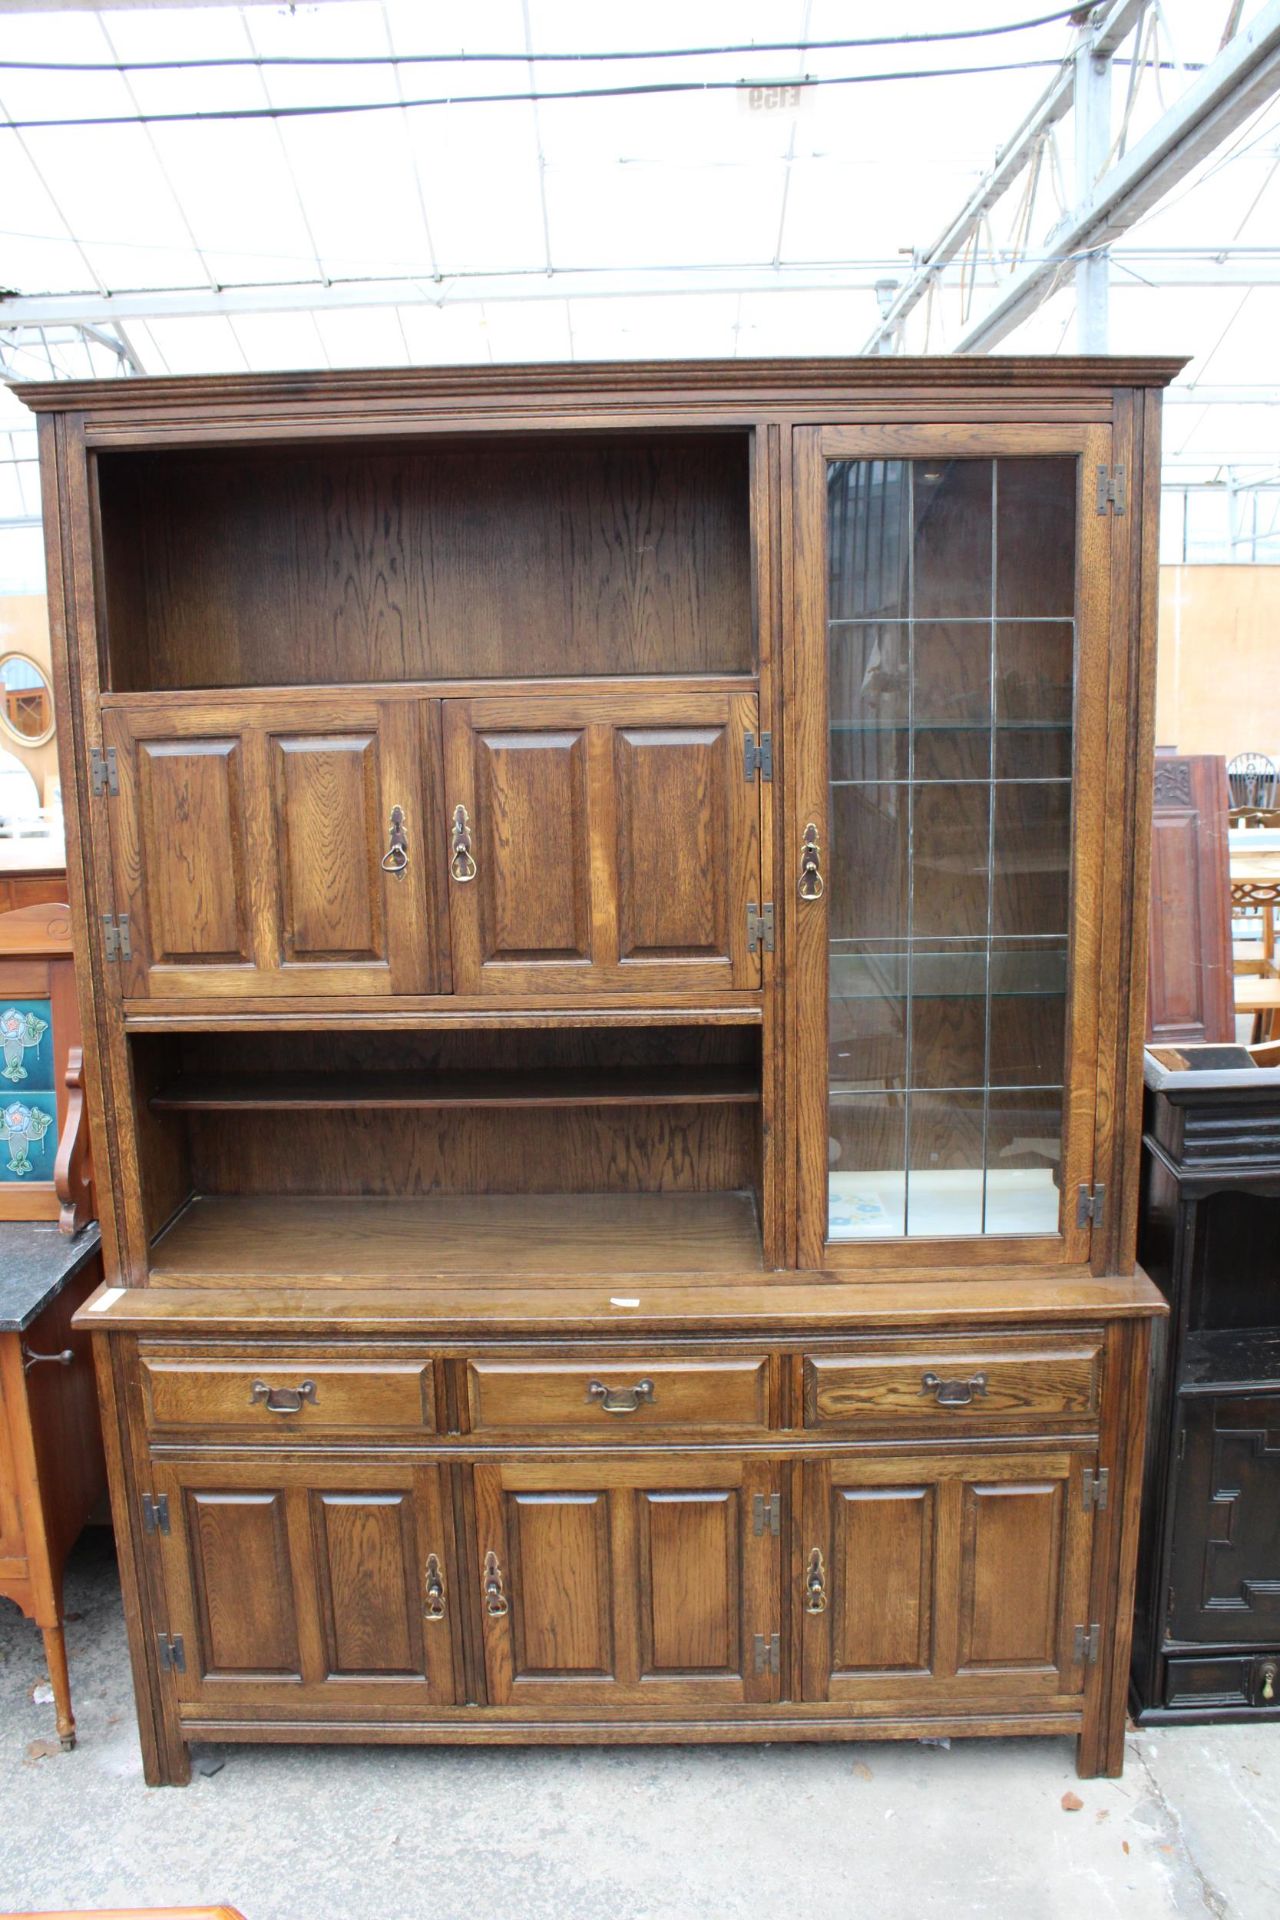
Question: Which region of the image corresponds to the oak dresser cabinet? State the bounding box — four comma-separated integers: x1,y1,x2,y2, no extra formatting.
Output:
20,358,1175,1785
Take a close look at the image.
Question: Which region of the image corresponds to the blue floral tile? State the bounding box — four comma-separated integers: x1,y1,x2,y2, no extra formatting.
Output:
1,1094,57,1181
0,999,54,1089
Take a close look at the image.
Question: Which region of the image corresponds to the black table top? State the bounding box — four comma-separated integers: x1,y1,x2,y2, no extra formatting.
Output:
0,1221,102,1332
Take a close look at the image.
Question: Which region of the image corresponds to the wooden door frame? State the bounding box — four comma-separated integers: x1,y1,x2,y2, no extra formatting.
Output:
472,1453,781,1709
152,1457,459,1711
798,1445,1097,1709
789,422,1116,1270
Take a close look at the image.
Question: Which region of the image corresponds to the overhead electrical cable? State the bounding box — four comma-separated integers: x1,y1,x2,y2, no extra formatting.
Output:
0,60,1099,130
0,10,1089,73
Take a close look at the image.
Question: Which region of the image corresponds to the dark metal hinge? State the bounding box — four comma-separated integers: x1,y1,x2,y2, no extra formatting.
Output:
102,913,131,962
1073,1622,1101,1666
90,746,119,797
1082,1467,1110,1513
1076,1182,1106,1229
746,902,775,955
743,731,773,782
141,1492,170,1536
1095,464,1126,515
753,1491,781,1537
157,1633,185,1675
753,1631,781,1676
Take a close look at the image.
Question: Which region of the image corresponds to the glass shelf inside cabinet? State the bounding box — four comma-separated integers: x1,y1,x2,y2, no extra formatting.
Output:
825,453,1077,1242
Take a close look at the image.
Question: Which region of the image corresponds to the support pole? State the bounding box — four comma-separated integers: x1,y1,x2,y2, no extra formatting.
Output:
1075,31,1112,350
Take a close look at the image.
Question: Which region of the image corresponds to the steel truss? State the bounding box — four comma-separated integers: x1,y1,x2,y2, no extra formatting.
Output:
864,0,1280,355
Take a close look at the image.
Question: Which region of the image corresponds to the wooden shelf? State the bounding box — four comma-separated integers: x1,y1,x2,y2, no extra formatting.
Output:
149,1191,764,1284
149,1066,758,1112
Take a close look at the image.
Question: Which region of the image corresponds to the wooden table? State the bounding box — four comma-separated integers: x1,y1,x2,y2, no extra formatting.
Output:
0,1223,104,1748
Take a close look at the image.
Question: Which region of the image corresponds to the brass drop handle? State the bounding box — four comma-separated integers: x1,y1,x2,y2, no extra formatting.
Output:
921,1370,988,1409
249,1379,317,1415
1259,1660,1277,1705
381,803,409,877
798,821,824,900
587,1378,654,1415
450,804,477,883
483,1549,509,1618
805,1547,828,1615
23,1346,73,1372
424,1553,446,1622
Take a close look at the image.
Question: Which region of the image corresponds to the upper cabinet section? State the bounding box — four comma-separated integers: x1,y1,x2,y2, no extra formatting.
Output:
94,432,754,692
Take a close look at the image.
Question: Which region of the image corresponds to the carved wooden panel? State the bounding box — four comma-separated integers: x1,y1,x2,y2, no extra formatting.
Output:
153,1462,456,1708
312,1491,423,1677
444,689,761,997
102,697,437,999
131,736,251,972
1169,1396,1280,1644
1147,754,1234,1045
802,1450,1095,1706
271,734,385,963
473,1455,778,1707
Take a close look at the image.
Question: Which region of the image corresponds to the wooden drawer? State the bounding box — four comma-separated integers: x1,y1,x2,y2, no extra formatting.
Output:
465,1355,772,1435
138,1349,437,1435
803,1332,1103,1429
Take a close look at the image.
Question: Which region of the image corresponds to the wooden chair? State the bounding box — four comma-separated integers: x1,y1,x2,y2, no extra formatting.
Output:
1249,1039,1280,1068
1227,751,1278,811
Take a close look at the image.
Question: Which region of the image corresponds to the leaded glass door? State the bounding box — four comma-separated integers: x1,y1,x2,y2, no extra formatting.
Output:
791,426,1113,1268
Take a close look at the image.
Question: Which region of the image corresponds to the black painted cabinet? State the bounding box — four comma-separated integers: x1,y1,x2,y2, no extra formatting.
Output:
1132,1046,1280,1722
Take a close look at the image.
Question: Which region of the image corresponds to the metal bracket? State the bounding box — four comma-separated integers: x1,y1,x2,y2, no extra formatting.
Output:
141,1492,170,1536
157,1633,186,1674
1073,1622,1101,1666
753,1632,781,1676
90,746,119,797
1076,1182,1106,1229
102,914,132,962
746,902,775,955
1082,1467,1110,1513
753,1492,781,1538
743,731,773,782
1095,464,1126,515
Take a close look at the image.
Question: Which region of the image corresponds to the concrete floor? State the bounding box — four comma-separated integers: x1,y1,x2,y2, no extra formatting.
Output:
0,1533,1276,1920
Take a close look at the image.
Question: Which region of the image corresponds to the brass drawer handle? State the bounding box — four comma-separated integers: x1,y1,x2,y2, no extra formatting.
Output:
450,803,477,883
249,1379,317,1415
424,1553,446,1622
22,1346,74,1371
921,1370,988,1409
805,1547,827,1614
483,1549,509,1618
798,821,824,900
587,1378,654,1415
380,803,409,877
1259,1660,1277,1706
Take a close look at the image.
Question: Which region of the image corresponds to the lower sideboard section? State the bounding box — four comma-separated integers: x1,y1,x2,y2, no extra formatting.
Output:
86,1310,1156,1787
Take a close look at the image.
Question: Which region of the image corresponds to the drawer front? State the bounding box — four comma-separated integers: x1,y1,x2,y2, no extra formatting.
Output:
139,1352,437,1434
1164,1653,1280,1714
803,1333,1103,1429
465,1356,772,1435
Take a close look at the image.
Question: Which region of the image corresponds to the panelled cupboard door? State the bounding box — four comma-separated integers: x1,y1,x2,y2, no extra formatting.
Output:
150,1460,457,1712
100,695,440,999
799,1449,1097,1709
473,1456,781,1708
791,424,1116,1267
443,688,762,996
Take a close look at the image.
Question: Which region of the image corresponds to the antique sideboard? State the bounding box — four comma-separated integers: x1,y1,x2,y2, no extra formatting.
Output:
21,357,1174,1784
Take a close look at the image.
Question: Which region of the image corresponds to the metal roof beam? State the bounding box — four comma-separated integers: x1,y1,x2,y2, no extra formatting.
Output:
5,245,1280,331
956,0,1280,350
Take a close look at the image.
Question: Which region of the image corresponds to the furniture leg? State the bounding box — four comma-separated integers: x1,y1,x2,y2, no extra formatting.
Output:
40,1620,74,1751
